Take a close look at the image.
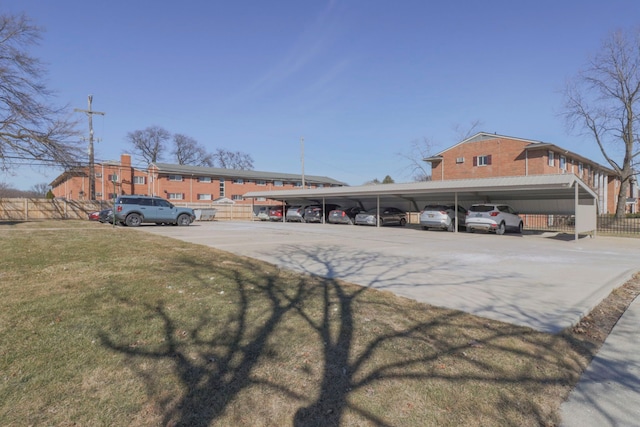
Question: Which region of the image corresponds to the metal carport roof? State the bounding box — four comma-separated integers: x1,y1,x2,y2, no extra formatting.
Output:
243,174,599,240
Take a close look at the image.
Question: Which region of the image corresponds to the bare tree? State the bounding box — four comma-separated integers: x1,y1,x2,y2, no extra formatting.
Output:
564,28,640,218
172,134,214,166
30,182,49,197
212,148,254,170
125,126,170,164
0,13,82,171
398,120,483,182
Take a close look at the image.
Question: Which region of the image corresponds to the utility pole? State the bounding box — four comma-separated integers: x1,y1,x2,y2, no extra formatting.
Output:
300,136,305,189
75,95,105,200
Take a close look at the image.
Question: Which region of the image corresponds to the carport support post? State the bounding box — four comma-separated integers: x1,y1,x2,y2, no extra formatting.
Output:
376,195,380,228
574,183,578,242
282,200,286,223
454,191,459,233
322,198,326,224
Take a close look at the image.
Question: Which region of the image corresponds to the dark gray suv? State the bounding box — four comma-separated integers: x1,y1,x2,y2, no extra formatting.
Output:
114,195,195,227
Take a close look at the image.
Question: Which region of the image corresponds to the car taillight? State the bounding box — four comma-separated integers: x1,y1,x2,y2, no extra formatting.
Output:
490,212,499,216
117,206,122,212
341,211,346,217
439,211,447,215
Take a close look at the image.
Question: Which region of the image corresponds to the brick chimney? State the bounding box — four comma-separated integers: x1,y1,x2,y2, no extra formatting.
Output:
121,153,131,167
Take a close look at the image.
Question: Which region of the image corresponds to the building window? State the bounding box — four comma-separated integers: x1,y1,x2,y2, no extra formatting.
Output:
133,176,145,184
257,180,266,186
274,180,283,187
168,175,183,181
197,194,212,201
168,193,183,200
198,176,211,183
219,178,225,196
256,197,266,201
95,192,102,198
473,155,492,166
294,181,302,187
95,172,102,178
548,151,554,167
559,155,567,171
318,183,324,188
233,178,244,184
107,174,118,182
232,194,244,201
108,193,117,200
578,162,583,175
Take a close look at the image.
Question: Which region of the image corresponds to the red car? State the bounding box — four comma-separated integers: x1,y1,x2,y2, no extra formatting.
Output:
268,206,285,221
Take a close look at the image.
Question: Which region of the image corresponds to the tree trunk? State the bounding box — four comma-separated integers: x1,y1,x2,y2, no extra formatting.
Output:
615,179,629,219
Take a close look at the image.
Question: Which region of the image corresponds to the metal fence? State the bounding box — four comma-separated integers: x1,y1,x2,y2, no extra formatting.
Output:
522,214,640,236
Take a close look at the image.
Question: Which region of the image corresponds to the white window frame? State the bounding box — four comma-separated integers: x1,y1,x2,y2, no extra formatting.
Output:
477,155,489,166
274,180,283,187
231,194,244,201
233,178,244,184
257,180,266,186
548,151,555,167
168,175,183,182
133,176,145,184
197,194,212,201
197,176,211,183
108,174,118,182
559,155,567,171
168,193,183,200
219,178,225,196
578,162,584,175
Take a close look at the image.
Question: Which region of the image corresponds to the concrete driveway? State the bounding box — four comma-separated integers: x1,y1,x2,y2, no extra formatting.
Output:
138,221,640,333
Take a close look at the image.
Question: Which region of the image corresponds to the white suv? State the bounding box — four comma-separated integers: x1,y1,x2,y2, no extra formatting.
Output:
465,204,523,235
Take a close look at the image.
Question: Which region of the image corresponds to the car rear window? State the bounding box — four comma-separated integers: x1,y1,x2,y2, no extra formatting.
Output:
469,205,495,212
423,205,450,211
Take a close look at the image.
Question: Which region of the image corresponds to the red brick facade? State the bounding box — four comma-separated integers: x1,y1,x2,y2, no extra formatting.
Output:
426,133,633,214
50,155,343,206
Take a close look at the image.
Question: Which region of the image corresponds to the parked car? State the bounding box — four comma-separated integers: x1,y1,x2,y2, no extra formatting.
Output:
465,203,523,235
419,204,467,232
88,208,113,223
355,207,407,226
328,206,364,225
285,205,309,222
304,204,341,223
256,206,270,221
114,195,195,227
268,206,285,221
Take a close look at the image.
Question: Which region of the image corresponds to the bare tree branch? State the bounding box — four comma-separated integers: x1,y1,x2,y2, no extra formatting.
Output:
212,148,254,170
0,12,83,170
125,125,170,164
563,28,640,217
172,133,214,166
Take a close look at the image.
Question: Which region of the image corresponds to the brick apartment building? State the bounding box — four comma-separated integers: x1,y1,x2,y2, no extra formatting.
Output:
424,132,639,214
49,154,345,205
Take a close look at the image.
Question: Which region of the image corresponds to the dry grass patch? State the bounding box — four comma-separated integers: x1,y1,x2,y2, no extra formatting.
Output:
0,220,637,426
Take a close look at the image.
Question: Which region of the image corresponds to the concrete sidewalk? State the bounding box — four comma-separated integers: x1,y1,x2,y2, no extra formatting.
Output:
560,294,640,426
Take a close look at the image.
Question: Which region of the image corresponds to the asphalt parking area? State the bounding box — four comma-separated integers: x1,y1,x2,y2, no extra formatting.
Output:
137,221,640,333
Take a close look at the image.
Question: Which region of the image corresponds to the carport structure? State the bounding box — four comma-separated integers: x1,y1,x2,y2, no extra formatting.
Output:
244,174,598,240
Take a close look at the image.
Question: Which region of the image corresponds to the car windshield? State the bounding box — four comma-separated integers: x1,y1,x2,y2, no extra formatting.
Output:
470,205,495,212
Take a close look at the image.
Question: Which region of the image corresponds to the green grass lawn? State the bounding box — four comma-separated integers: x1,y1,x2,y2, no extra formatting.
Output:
0,220,628,426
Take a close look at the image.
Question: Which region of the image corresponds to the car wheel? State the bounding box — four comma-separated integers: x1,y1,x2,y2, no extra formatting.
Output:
421,226,428,231
379,217,384,226
517,221,523,234
496,222,506,235
399,217,407,226
125,213,141,227
177,214,191,226
466,226,473,233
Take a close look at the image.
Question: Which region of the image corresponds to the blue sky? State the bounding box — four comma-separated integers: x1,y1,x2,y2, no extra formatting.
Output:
2,0,640,189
